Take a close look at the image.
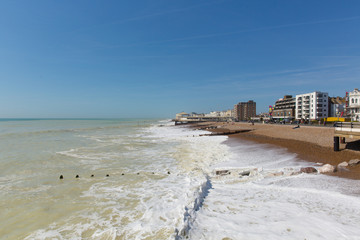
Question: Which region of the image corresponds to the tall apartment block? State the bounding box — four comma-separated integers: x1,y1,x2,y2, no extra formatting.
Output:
234,100,256,121
295,91,329,120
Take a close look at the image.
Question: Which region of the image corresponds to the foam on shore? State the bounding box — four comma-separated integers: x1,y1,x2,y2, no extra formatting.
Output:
185,134,360,239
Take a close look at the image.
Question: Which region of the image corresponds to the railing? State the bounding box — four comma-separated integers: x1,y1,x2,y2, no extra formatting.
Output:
335,122,360,133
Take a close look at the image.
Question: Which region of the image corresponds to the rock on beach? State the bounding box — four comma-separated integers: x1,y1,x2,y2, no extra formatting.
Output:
318,164,336,173
338,161,349,168
239,170,251,176
348,159,360,166
300,167,318,174
216,170,230,176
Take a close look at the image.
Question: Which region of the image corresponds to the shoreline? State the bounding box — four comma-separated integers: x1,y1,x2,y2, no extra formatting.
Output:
192,122,360,180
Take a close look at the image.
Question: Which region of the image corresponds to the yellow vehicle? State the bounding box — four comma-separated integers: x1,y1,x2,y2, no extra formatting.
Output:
326,117,351,122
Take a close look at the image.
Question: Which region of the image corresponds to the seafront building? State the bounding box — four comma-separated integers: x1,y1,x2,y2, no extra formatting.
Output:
222,109,234,117
271,95,296,121
234,100,256,121
295,91,329,121
190,112,205,117
205,110,232,117
329,97,346,118
175,112,190,120
347,88,360,121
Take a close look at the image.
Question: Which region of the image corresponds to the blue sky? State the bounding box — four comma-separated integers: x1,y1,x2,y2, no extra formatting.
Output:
1,0,360,118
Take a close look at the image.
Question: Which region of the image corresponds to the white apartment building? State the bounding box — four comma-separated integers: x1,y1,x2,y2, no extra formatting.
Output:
347,88,360,121
295,91,329,120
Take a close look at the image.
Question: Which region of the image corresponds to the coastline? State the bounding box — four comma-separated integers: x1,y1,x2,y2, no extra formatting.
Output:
193,122,360,180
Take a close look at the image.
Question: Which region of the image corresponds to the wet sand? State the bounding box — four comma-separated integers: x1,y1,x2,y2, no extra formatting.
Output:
194,122,360,180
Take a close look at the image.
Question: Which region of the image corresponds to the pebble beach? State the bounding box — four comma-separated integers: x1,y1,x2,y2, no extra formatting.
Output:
195,121,360,180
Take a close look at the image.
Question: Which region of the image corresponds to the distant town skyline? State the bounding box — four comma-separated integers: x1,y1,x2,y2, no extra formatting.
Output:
1,0,360,118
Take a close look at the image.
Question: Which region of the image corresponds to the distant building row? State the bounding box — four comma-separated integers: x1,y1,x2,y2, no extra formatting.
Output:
271,92,329,121
185,100,258,121
175,88,360,123
270,88,360,121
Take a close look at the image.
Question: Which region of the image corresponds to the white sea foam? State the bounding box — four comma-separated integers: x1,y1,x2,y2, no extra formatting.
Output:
21,120,232,239
189,177,360,240
185,137,360,239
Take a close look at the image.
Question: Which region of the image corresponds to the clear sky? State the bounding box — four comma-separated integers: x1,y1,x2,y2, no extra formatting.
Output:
1,0,360,118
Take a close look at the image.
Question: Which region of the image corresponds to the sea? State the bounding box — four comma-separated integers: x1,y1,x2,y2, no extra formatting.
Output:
1,118,360,240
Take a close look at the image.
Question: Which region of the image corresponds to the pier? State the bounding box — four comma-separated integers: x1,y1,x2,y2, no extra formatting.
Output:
334,122,360,151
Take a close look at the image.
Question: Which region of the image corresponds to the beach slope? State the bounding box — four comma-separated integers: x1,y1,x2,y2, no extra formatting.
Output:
196,122,360,179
